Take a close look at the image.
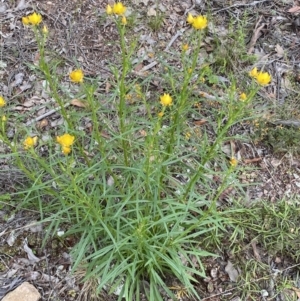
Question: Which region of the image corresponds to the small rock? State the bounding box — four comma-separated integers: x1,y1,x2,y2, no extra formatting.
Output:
2,282,41,301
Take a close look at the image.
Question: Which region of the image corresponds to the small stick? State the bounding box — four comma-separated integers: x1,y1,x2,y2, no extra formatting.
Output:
26,103,70,126
247,16,265,54
139,29,186,73
165,29,186,51
213,0,269,14
272,119,300,127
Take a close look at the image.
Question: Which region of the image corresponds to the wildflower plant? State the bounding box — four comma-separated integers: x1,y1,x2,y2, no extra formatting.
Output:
0,5,274,301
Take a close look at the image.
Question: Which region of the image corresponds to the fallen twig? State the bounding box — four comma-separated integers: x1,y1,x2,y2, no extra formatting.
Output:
213,0,270,14
26,103,70,126
247,16,265,54
272,119,300,127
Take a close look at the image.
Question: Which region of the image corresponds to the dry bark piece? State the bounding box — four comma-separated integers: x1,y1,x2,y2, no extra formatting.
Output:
225,261,239,282
244,157,262,164
193,119,207,126
2,282,40,301
70,99,87,108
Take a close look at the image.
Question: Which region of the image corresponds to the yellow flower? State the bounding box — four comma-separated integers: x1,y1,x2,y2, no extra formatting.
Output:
158,111,164,117
121,16,127,25
56,133,75,147
192,15,207,30
0,96,6,107
186,13,194,24
22,16,30,25
42,25,48,34
256,71,271,86
27,12,42,25
182,44,189,51
24,136,38,150
185,132,191,140
249,67,258,78
229,157,238,167
240,93,247,101
106,4,113,14
113,2,126,15
62,146,71,155
2,115,6,122
160,93,172,106
69,69,84,83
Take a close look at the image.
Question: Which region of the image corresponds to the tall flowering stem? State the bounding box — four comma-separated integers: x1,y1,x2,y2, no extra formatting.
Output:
182,86,259,202
165,30,204,158
115,18,130,166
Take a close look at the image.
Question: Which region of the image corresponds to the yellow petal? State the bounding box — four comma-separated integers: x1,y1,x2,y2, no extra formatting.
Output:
249,67,258,78
42,25,48,34
113,2,126,15
28,12,42,25
69,69,84,83
22,16,30,25
0,96,6,107
192,15,207,30
160,93,173,106
182,44,189,51
256,71,271,86
56,133,75,147
23,136,38,149
121,16,127,25
229,157,238,167
186,13,194,24
240,93,247,101
106,4,113,14
62,146,71,155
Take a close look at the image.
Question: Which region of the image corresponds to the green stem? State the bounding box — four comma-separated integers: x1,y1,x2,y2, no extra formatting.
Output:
117,21,129,166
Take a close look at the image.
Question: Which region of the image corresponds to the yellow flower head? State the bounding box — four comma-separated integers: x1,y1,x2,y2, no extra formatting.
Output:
249,67,258,78
2,115,6,122
240,93,247,101
192,15,207,30
24,136,38,150
0,96,6,107
186,13,194,24
42,25,48,35
106,4,113,14
229,157,238,167
22,16,30,25
27,12,42,25
69,69,84,83
56,133,75,147
158,111,164,118
62,146,71,155
113,2,126,15
121,16,127,25
160,93,172,107
256,71,271,86
182,44,189,51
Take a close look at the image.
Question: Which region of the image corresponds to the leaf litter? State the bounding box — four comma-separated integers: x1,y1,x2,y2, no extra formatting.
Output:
1,0,300,300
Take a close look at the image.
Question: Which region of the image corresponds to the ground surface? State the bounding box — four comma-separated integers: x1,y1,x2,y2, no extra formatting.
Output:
1,0,300,300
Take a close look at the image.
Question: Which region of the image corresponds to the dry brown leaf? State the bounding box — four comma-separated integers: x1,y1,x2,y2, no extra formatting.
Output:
287,6,300,14
37,119,48,129
292,287,300,298
244,157,262,164
105,81,111,93
101,131,110,139
70,99,86,108
134,63,144,72
225,261,239,282
193,119,207,126
147,7,156,16
275,44,285,57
